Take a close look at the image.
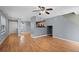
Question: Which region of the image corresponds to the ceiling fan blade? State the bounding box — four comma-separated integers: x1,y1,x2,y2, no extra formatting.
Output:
32,10,41,12
38,6,45,10
45,12,50,14
46,8,53,10
41,6,45,9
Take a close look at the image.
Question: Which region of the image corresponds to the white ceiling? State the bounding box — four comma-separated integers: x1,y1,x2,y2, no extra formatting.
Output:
0,6,79,21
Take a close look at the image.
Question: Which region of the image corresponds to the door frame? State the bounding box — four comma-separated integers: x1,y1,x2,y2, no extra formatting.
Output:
8,19,18,34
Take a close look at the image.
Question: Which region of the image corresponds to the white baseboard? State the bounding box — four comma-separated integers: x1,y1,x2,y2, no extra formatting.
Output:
53,36,79,45
0,35,8,45
31,34,79,45
32,35,47,38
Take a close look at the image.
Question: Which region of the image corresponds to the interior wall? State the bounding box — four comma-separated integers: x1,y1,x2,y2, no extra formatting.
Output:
8,19,31,35
46,14,79,42
25,22,31,33
18,20,31,36
0,10,8,44
31,16,47,37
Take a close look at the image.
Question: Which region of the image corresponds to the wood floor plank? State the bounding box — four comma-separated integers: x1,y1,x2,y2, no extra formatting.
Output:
0,33,79,52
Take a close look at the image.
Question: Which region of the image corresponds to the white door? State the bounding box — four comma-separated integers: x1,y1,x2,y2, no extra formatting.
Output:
9,21,18,34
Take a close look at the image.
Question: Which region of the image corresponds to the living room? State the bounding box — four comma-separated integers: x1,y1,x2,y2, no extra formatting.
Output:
0,6,79,51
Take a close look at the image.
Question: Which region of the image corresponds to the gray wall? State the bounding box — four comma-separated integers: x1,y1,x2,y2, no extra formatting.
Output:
18,20,31,36
31,27,47,37
31,17,47,37
46,14,79,42
25,22,31,32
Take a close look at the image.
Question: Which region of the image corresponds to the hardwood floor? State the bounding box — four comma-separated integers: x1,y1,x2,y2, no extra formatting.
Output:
0,33,79,52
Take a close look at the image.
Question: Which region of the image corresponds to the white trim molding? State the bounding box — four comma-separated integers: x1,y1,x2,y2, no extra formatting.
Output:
0,35,8,45
32,35,47,38
31,34,79,45
53,36,79,45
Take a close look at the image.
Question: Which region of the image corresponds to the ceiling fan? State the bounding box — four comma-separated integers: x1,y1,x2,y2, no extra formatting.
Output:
33,6,53,15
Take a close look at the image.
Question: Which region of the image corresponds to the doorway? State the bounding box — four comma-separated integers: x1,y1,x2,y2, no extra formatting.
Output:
47,26,53,36
8,20,18,34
